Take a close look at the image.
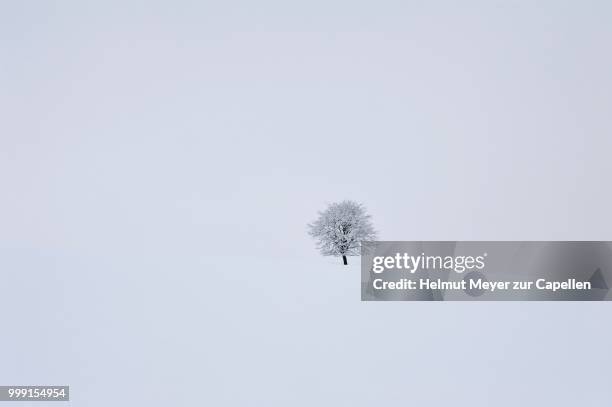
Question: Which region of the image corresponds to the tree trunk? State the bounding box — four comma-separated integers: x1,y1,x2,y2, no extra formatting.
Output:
342,255,348,265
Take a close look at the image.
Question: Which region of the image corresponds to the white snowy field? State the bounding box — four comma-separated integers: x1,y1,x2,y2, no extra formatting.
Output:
1,249,611,406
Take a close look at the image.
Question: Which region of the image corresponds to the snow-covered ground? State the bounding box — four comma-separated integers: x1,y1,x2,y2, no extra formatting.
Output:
1,249,611,406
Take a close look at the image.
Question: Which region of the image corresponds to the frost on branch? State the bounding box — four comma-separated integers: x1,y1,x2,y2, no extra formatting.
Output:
308,200,377,265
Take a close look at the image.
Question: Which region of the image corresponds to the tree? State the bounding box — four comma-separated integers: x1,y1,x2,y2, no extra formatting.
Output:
308,200,377,265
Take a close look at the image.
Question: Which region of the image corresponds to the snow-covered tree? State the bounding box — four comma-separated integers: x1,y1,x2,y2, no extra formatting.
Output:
308,200,377,265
